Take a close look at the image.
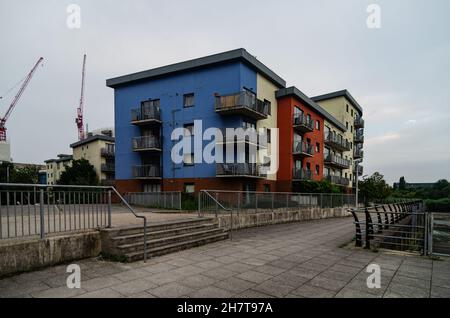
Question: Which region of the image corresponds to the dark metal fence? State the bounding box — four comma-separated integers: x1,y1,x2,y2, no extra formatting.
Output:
349,200,427,254
126,192,181,210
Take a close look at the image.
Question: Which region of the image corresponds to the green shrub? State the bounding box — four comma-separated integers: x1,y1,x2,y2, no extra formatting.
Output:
425,198,450,212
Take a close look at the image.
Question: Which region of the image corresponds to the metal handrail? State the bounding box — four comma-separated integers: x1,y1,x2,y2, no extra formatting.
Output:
198,190,234,240
0,183,149,262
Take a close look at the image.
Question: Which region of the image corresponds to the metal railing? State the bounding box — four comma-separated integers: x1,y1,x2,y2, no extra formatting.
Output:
324,154,351,169
293,114,314,132
101,147,115,157
326,175,350,186
198,190,356,216
101,163,115,172
216,163,263,177
348,200,426,254
132,136,162,151
133,165,161,178
354,116,364,128
429,212,450,256
214,91,269,118
293,168,312,181
354,148,364,159
126,192,181,210
324,133,351,151
293,141,314,156
354,131,364,143
0,183,149,262
131,105,161,123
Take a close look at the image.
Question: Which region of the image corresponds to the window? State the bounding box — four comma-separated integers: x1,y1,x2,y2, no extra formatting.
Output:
346,104,349,112
324,125,330,139
307,114,312,125
183,153,194,166
346,122,349,129
306,162,311,171
315,165,320,176
183,93,195,107
264,99,271,115
184,123,194,136
316,142,320,153
263,184,270,192
267,128,271,143
184,183,195,193
316,120,320,130
351,109,354,117
345,172,348,178
351,126,353,133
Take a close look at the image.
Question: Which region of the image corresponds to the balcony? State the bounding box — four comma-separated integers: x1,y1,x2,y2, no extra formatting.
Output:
101,179,115,186
326,175,350,186
324,133,351,152
354,164,363,176
133,165,161,179
354,116,364,128
216,128,267,149
324,154,351,169
293,141,314,157
293,168,312,181
101,163,115,172
132,136,162,152
215,91,269,120
216,163,263,178
131,105,161,126
101,147,115,157
354,131,364,144
354,148,364,159
293,114,314,133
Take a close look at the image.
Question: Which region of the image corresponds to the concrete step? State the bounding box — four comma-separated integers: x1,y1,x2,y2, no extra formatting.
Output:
113,217,217,237
112,223,218,245
125,232,229,262
117,228,227,254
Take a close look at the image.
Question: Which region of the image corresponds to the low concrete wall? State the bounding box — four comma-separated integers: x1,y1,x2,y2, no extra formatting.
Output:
0,231,101,278
215,207,351,230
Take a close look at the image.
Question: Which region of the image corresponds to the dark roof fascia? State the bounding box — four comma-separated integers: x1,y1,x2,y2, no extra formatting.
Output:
311,89,363,115
106,48,286,89
70,135,115,149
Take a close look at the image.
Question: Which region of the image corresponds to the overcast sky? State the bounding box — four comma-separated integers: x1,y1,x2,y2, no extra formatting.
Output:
1,0,449,184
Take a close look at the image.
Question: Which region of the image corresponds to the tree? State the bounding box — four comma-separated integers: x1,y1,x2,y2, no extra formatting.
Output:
57,159,99,186
359,172,392,205
11,166,39,184
295,179,341,193
398,176,406,190
0,162,14,183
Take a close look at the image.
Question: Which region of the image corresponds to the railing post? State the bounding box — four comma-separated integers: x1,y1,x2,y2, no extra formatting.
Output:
107,190,112,228
255,192,258,214
215,192,218,218
364,208,373,249
198,192,201,218
39,189,45,239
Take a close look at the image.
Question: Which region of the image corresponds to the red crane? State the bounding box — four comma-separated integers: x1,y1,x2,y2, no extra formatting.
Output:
75,54,86,141
0,57,44,141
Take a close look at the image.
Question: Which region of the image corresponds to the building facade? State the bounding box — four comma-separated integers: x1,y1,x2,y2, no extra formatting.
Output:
107,49,365,194
44,154,73,185
70,133,116,185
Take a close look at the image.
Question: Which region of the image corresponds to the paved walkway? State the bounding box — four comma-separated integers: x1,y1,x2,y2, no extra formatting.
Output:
1,217,449,298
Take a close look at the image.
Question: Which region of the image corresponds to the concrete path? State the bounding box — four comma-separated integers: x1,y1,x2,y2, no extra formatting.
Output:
1,217,449,298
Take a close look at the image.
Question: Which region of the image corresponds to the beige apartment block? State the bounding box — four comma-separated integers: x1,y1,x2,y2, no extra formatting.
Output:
70,133,115,185
44,154,73,185
312,90,365,189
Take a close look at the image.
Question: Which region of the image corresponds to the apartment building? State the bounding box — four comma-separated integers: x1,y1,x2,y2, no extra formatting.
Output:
44,154,73,185
312,90,364,189
275,87,349,192
70,133,115,185
106,49,365,194
107,49,285,194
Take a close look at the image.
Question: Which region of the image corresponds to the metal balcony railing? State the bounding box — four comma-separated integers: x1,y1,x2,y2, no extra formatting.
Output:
354,131,364,143
293,114,314,133
354,149,364,159
324,133,351,151
132,136,162,151
324,154,351,169
293,141,314,157
326,175,350,186
131,105,161,124
354,116,364,128
133,165,161,179
354,165,363,175
216,163,263,178
101,163,115,172
293,168,312,181
214,91,269,120
101,147,115,157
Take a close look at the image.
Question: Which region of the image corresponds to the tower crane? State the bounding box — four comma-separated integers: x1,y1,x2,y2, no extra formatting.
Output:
0,57,44,142
75,54,86,141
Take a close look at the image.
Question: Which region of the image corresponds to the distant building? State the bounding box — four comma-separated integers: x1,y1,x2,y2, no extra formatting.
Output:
38,169,47,184
393,182,435,190
70,132,115,185
0,140,11,162
44,154,73,185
